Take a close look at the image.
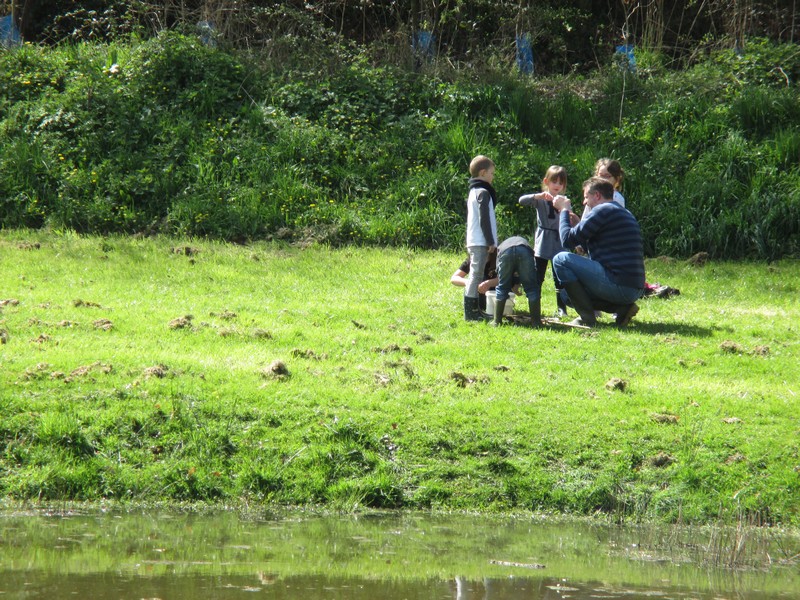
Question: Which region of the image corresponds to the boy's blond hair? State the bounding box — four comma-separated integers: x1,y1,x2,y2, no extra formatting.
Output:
469,155,495,178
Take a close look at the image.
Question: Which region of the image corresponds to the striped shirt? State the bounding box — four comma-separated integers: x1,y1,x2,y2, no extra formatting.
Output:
559,201,645,289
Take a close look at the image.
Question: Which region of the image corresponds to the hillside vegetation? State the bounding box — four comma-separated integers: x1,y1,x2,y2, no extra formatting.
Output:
1,33,800,258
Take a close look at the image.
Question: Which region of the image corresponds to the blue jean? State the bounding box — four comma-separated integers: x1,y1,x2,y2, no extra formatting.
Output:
496,245,540,302
465,245,489,299
552,252,642,307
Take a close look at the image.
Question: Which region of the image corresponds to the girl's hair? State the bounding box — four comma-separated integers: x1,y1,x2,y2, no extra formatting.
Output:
542,165,567,190
594,158,624,189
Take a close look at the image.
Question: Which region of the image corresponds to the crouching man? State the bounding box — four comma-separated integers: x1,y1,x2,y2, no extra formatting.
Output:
551,177,645,327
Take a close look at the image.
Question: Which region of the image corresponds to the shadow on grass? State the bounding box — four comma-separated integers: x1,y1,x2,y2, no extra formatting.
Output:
536,318,717,337
629,321,717,337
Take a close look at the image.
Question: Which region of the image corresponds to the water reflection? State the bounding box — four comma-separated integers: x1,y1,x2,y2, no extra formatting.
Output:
0,510,797,599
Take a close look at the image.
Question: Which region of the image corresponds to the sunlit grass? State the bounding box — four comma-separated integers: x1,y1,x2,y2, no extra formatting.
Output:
1,231,798,525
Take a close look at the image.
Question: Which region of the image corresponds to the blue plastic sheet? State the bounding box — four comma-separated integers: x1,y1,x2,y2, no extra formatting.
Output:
197,21,216,47
412,30,435,60
615,44,636,72
516,34,534,75
1,15,21,48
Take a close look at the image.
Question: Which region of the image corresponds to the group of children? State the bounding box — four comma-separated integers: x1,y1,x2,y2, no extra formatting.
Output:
454,154,627,326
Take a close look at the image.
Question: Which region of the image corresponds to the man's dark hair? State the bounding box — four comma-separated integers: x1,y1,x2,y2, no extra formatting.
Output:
583,176,614,200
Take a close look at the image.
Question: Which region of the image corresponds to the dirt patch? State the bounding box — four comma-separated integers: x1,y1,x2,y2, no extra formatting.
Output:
93,319,113,331
726,453,746,464
22,363,52,380
411,331,434,342
73,299,102,308
291,348,326,360
450,371,488,387
0,298,20,307
210,309,237,320
70,361,114,377
169,315,194,329
651,413,679,424
69,362,113,381
386,360,415,378
605,377,627,391
17,241,41,250
687,251,709,266
372,343,412,354
722,417,743,424
251,328,272,339
374,372,391,386
720,340,745,354
0,330,8,344
143,364,169,379
261,360,289,380
649,452,675,467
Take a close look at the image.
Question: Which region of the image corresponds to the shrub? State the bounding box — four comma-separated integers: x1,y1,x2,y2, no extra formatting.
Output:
0,34,798,257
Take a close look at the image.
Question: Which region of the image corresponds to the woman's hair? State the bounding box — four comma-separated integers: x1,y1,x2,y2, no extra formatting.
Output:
594,158,624,189
542,165,567,190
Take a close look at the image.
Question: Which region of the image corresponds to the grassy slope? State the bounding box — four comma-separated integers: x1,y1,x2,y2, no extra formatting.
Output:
0,231,798,525
2,36,799,258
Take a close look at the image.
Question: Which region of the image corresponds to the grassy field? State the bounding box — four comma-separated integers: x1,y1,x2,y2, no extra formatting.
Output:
1,230,798,526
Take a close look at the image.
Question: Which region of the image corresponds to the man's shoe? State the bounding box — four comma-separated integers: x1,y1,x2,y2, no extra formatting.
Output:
615,303,639,327
562,281,597,327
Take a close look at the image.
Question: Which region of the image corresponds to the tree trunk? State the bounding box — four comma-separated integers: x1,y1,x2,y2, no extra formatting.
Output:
16,0,41,40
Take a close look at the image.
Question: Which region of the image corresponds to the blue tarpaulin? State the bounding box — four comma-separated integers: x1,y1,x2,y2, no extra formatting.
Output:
412,30,435,61
1,15,21,47
197,21,216,47
615,44,636,72
516,34,534,75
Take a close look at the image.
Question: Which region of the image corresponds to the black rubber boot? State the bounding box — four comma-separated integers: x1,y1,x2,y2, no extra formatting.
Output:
562,281,597,327
464,296,489,322
489,300,506,326
528,297,542,327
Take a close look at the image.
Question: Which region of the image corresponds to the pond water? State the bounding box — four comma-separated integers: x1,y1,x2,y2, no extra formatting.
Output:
0,510,798,599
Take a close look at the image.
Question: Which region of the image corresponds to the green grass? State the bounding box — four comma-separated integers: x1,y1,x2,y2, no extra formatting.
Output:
1,231,798,525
